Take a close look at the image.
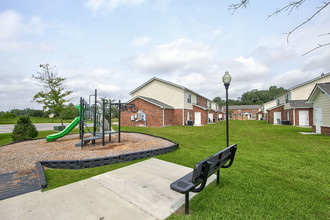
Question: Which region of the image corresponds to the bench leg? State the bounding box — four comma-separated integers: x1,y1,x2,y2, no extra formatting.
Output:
185,193,189,215
217,169,220,185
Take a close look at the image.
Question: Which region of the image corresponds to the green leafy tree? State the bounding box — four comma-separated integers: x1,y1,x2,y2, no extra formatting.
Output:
213,97,225,106
62,103,79,119
32,64,73,127
11,116,38,141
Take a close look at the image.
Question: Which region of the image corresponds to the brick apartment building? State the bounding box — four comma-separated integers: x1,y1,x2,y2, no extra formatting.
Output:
121,77,221,127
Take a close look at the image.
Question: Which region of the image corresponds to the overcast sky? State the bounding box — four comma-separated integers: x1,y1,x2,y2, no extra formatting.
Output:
1,0,330,111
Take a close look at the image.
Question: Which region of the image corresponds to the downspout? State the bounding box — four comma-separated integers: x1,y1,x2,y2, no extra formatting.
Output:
182,89,185,126
293,108,296,126
163,108,165,128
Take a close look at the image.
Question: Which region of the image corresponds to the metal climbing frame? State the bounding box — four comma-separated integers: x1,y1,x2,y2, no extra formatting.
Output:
76,89,138,148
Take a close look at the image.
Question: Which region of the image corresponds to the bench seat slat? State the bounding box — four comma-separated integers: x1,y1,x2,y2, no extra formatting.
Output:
170,172,196,194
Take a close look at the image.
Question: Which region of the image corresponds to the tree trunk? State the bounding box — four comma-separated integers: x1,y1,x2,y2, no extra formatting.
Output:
59,113,64,128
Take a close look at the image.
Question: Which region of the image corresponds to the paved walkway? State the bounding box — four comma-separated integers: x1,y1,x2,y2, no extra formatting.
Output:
0,123,71,134
0,158,216,220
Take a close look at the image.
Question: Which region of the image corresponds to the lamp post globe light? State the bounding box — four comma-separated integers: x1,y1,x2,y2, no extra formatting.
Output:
222,71,231,147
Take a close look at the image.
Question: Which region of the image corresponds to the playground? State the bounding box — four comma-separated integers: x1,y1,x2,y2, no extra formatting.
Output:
0,132,173,174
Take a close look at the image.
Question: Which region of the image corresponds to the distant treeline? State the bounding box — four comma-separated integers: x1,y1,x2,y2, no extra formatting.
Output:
0,103,79,119
213,86,286,106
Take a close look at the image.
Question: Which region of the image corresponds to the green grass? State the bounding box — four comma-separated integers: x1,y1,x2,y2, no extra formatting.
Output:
1,120,329,219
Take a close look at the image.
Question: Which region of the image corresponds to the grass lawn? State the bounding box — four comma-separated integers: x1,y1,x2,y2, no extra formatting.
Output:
1,121,329,219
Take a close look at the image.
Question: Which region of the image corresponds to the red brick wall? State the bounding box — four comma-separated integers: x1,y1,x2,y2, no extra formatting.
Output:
294,109,313,126
172,109,184,126
321,126,330,136
193,105,209,125
196,96,207,108
267,106,285,124
121,98,167,127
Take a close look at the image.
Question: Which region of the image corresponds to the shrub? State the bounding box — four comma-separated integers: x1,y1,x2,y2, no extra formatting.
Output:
1,112,17,118
11,116,38,141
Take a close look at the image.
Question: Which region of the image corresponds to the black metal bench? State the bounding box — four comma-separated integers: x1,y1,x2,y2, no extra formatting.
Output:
170,144,237,214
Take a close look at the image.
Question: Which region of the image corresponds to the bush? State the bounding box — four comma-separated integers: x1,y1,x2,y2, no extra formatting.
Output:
11,116,38,141
1,112,17,118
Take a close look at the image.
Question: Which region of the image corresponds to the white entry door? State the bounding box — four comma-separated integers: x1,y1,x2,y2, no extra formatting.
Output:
208,113,213,123
195,112,201,126
273,112,281,124
258,114,262,120
299,111,309,126
315,107,323,133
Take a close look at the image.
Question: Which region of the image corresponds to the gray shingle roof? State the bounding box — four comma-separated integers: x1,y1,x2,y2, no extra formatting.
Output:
228,105,261,110
318,82,330,95
136,96,174,109
289,100,313,108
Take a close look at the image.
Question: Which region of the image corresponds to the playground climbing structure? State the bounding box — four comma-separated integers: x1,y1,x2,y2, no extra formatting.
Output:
76,89,138,147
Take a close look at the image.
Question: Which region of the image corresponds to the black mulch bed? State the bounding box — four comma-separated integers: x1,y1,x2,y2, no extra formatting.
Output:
0,169,41,201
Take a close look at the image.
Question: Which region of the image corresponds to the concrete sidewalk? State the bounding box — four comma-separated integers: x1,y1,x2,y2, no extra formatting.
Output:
0,123,71,134
0,158,216,220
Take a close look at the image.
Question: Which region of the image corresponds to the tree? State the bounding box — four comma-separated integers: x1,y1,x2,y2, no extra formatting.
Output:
11,116,38,141
32,64,73,127
239,86,286,105
61,103,79,119
213,97,225,106
228,0,330,55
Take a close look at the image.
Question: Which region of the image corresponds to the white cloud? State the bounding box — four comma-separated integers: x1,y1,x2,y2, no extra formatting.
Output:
124,38,216,73
85,0,146,15
0,10,49,51
131,36,152,47
303,48,330,72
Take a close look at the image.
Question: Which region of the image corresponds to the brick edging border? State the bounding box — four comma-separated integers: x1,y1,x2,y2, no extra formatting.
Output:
35,131,179,189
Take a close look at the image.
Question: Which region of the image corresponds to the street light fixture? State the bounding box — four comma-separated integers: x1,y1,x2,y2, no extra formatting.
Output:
222,71,231,147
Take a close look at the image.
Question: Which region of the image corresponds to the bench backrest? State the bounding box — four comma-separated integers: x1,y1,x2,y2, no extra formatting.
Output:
191,144,237,184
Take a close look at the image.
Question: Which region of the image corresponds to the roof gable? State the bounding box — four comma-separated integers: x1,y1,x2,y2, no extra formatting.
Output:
289,72,330,91
130,77,213,102
307,82,330,102
129,96,174,109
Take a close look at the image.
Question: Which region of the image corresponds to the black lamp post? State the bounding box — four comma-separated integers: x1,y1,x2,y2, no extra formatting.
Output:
222,71,232,147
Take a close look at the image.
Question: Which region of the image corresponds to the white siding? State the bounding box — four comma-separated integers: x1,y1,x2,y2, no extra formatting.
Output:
263,100,277,113
131,80,184,108
313,90,330,126
291,75,330,100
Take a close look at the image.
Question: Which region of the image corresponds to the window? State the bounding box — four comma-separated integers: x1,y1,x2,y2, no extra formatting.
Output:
285,93,289,103
277,98,280,106
187,93,191,104
238,109,241,113
205,100,207,107
209,102,211,108
197,97,200,105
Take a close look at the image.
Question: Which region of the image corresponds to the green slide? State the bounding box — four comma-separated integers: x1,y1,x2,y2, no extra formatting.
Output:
46,116,80,142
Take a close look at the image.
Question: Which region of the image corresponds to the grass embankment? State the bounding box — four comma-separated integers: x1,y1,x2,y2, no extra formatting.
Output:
1,121,329,219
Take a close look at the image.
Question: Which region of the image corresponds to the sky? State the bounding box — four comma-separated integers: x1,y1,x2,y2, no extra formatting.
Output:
0,0,330,111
